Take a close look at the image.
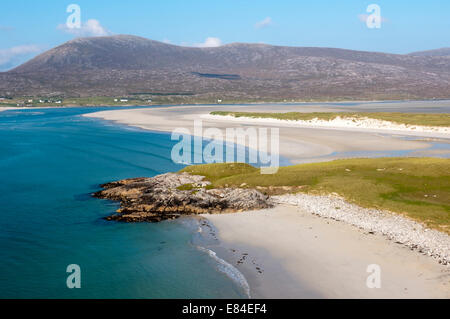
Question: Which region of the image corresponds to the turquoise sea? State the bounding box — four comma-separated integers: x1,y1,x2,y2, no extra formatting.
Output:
0,107,249,298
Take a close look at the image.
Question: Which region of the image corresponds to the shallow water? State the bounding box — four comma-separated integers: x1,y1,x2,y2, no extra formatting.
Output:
0,107,248,298
297,135,450,164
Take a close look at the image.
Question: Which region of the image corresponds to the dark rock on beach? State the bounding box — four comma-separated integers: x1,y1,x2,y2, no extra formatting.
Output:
93,173,271,223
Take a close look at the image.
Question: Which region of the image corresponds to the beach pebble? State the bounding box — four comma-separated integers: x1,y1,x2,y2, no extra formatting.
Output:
272,193,450,265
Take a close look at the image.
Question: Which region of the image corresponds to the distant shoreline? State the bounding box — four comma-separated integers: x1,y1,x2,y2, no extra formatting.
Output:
0,107,16,112
2,98,450,110
83,101,449,164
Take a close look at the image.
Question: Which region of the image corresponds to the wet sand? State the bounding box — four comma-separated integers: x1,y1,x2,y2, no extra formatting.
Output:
0,107,17,112
84,101,450,164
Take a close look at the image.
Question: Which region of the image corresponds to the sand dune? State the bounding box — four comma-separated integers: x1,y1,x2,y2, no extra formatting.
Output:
202,114,449,134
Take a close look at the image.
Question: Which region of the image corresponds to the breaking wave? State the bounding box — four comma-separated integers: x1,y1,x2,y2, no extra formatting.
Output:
197,246,251,298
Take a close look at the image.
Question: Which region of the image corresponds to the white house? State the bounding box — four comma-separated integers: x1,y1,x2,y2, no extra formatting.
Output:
120,99,128,102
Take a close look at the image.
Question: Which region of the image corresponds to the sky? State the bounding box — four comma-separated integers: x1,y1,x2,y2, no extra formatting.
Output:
0,0,449,71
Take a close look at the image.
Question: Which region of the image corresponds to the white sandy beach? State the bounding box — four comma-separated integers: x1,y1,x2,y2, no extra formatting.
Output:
85,101,450,298
0,106,43,112
204,205,449,299
84,102,450,163
0,107,17,112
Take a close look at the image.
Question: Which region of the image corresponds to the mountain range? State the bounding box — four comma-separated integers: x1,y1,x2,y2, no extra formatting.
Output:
1,35,450,101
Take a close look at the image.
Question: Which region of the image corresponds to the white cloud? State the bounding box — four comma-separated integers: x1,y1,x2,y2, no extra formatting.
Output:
57,19,111,37
0,45,42,66
194,37,223,48
255,17,273,29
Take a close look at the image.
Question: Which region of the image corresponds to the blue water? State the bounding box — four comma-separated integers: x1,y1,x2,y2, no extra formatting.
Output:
297,135,450,163
0,107,247,298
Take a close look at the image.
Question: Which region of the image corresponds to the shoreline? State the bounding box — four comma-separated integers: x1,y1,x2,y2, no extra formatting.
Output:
83,103,450,164
2,98,450,109
203,205,449,298
0,107,20,112
0,106,69,112
198,175,450,298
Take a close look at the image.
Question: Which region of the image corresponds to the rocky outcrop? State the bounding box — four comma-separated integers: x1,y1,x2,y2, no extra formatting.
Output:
94,173,271,222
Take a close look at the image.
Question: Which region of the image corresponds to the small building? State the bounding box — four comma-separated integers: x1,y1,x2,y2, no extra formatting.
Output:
120,99,128,102
55,100,62,104
27,99,33,103
217,99,223,103
114,98,118,102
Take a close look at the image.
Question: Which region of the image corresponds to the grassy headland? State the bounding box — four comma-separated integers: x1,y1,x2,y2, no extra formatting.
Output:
181,158,450,233
210,111,450,127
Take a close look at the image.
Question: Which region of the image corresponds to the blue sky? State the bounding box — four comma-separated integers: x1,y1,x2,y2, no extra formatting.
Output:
0,0,449,70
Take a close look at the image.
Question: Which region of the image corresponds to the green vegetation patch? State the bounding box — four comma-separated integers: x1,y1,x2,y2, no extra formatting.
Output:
176,183,197,191
210,111,450,127
181,158,450,233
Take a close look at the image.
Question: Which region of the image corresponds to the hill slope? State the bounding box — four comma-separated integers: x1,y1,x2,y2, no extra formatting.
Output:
409,48,450,57
1,35,450,100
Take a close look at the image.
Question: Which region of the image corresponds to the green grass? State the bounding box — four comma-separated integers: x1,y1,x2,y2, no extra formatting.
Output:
211,111,450,127
176,183,197,191
181,158,450,233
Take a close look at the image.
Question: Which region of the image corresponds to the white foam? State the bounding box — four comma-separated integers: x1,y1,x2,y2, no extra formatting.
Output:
197,246,251,298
